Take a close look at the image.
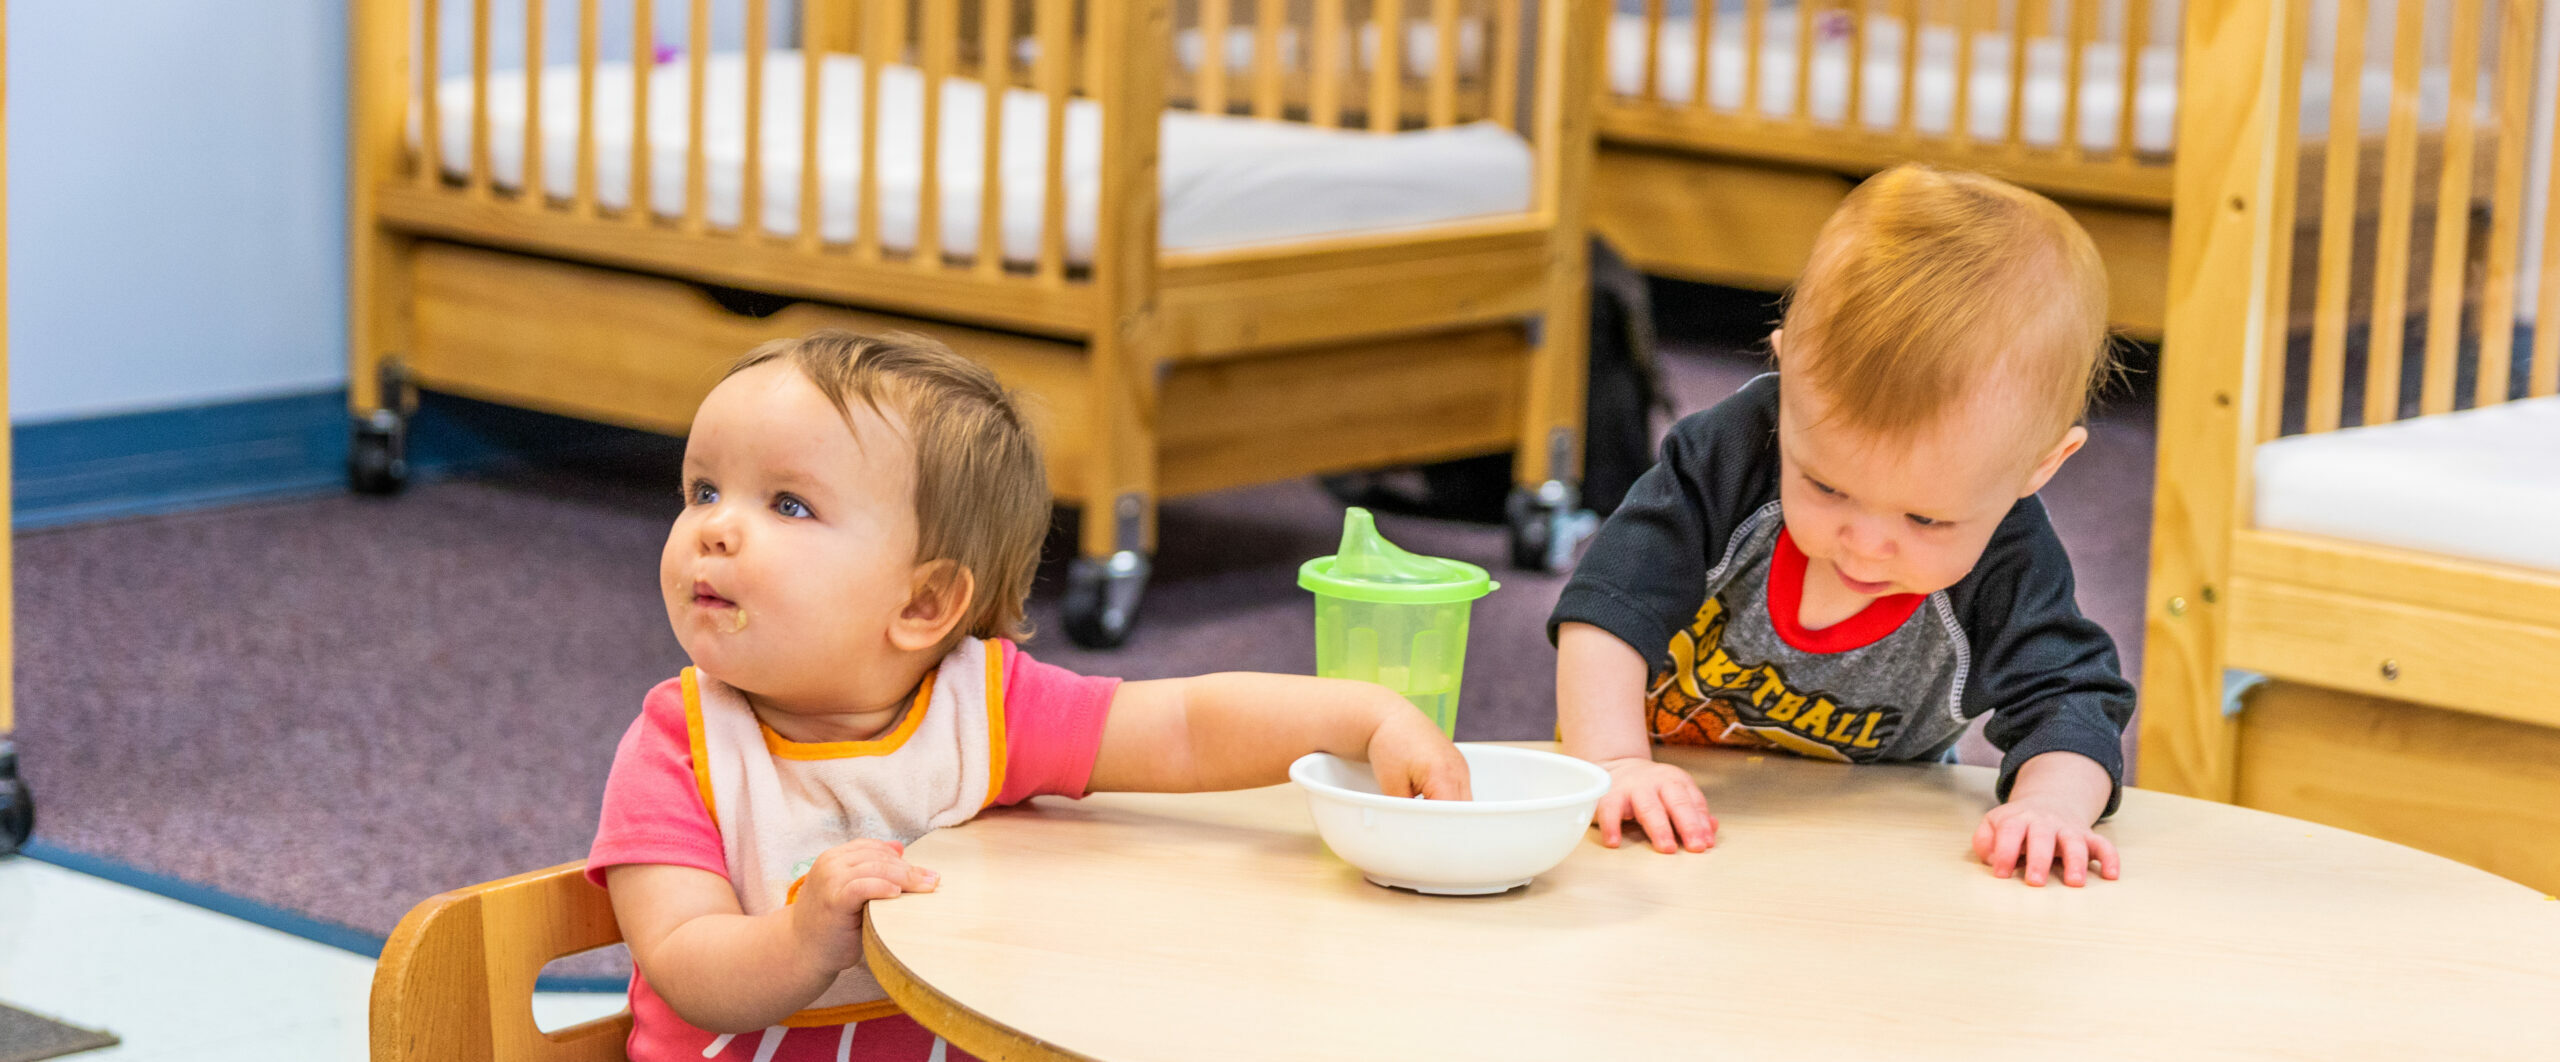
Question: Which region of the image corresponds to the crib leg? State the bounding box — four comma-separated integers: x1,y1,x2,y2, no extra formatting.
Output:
0,741,32,856
348,359,414,496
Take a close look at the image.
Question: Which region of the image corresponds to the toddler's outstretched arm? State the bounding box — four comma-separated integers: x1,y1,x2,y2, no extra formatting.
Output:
1558,622,1718,852
1088,673,1469,799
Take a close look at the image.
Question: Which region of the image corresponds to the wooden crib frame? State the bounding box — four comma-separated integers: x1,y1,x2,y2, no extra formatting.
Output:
2138,0,2560,890
348,0,1604,647
1591,0,2495,337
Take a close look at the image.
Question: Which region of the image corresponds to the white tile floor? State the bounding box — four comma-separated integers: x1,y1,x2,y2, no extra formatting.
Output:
0,856,627,1061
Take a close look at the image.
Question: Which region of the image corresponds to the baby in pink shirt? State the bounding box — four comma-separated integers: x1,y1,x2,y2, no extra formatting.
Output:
588,330,1470,1062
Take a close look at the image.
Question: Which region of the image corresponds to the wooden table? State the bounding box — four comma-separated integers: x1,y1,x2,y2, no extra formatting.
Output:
864,744,2560,1060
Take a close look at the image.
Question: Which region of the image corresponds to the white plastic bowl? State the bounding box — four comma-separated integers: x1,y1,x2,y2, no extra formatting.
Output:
1290,744,1609,895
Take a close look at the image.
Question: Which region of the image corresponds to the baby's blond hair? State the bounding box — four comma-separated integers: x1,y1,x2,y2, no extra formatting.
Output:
1781,164,2113,454
728,330,1048,643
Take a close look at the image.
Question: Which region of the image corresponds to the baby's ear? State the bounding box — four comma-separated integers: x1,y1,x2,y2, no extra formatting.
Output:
889,560,977,653
2019,424,2089,497
1767,328,1785,364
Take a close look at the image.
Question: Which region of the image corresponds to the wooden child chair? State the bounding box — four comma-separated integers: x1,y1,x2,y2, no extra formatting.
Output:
371,862,631,1062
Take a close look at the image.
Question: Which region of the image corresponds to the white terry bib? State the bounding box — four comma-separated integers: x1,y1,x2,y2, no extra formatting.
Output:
685,638,1007,1024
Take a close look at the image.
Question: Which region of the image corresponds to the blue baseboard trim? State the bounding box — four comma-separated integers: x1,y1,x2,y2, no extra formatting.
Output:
12,388,677,532
15,839,629,992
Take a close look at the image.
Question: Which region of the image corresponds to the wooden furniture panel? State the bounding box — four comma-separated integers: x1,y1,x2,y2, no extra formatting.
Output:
370,861,631,1062
2237,681,2560,895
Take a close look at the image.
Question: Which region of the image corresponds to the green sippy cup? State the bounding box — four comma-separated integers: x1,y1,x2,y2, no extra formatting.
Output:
1298,508,1498,738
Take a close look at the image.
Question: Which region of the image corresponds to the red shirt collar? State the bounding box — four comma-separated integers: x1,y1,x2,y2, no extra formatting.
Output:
1767,527,1927,654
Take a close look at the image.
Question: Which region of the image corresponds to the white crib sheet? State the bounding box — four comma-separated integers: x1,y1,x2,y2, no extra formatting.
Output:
2253,396,2560,573
426,51,1534,263
1607,12,2471,155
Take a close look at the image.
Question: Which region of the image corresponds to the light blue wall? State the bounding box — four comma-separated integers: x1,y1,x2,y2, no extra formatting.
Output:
8,1,352,423
4,1,803,425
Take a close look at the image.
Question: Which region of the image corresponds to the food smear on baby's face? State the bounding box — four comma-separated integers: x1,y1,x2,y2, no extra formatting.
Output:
715,606,750,634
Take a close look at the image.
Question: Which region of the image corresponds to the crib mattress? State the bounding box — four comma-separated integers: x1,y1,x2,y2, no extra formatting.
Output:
2253,396,2560,573
1607,12,2470,155
426,51,1534,263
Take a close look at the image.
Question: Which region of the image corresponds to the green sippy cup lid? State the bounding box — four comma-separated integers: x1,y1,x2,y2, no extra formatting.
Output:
1297,508,1498,604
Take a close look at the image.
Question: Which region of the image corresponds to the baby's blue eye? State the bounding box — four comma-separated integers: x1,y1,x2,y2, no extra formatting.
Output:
685,479,718,506
1906,514,1942,528
774,494,813,519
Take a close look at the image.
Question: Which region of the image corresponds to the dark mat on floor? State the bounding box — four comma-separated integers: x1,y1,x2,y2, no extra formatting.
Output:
0,1004,117,1062
10,331,2153,983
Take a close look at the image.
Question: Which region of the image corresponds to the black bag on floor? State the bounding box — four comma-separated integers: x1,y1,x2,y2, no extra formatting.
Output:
1325,237,1669,522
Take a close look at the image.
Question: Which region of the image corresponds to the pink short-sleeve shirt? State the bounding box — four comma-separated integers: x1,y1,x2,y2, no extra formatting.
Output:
586,641,1118,1062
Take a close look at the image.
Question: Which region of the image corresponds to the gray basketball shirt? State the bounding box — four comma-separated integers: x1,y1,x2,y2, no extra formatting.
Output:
1550,374,2136,811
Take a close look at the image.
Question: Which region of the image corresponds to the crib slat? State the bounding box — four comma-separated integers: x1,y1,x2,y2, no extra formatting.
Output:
800,0,825,249
524,0,546,205
2538,93,2560,397
2473,0,2537,406
632,0,654,223
919,0,956,262
1641,0,1665,101
470,0,493,196
1313,0,1346,127
2362,0,2430,426
2060,0,2092,156
1952,0,1978,141
1254,0,1285,119
1083,0,1105,104
742,0,770,237
979,0,1009,272
1492,0,1521,126
1373,0,1406,128
2115,0,2145,157
683,0,710,232
1429,0,1461,124
857,0,893,261
1036,0,1070,280
1894,0,1918,135
1792,0,1816,122
2302,0,2366,435
1691,0,1714,112
576,0,600,214
2417,0,2483,416
1745,0,1767,115
1201,0,1232,114
2003,0,2029,150
2254,0,2309,443
1845,0,1867,131
422,0,443,187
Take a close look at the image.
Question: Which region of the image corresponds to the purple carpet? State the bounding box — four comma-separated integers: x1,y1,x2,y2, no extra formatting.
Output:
9,296,2154,979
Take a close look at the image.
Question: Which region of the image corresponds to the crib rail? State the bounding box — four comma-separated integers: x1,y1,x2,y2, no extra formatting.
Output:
2265,0,2551,440
1603,0,2182,206
357,0,1585,341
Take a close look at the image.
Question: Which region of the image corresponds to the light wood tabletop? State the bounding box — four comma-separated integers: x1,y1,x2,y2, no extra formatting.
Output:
864,743,2560,1061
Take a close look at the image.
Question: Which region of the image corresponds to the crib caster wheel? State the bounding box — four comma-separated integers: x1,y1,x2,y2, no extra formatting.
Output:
1506,484,1597,573
1062,551,1151,649
348,410,410,495
0,742,33,857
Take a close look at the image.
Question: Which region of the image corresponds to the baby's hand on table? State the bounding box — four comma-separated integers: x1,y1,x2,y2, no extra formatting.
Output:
1594,757,1716,852
1973,797,2121,887
788,838,939,975
1363,703,1472,800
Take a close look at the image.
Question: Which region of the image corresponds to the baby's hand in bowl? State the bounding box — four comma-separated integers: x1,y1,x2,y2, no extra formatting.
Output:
1366,703,1471,801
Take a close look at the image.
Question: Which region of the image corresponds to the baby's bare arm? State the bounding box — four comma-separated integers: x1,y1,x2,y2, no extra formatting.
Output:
1558,623,1717,852
1088,673,1468,799
606,864,836,1033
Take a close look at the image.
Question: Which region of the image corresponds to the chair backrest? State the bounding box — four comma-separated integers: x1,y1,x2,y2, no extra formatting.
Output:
371,860,633,1062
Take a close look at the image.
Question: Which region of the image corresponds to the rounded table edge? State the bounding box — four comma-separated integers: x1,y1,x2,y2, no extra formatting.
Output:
864,910,1094,1062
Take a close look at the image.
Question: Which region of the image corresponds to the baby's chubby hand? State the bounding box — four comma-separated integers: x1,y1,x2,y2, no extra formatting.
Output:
787,838,939,976
1972,797,2121,887
1593,757,1717,852
1363,700,1472,801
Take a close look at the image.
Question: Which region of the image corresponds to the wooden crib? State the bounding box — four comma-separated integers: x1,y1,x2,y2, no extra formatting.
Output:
2139,0,2560,892
1593,0,2500,336
348,0,1603,647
